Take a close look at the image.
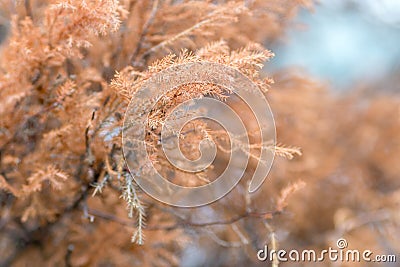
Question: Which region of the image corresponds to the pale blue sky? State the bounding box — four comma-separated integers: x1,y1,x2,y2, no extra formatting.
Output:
268,0,400,90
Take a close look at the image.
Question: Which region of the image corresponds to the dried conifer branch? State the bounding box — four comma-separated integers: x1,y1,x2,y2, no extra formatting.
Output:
276,180,306,212
91,173,109,197
140,2,246,60
273,144,302,159
121,173,146,245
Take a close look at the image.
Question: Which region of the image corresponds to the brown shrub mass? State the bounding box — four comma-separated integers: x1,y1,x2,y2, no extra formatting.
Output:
0,1,398,266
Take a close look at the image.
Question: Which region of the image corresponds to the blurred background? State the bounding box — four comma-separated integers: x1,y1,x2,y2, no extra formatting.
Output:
267,0,400,91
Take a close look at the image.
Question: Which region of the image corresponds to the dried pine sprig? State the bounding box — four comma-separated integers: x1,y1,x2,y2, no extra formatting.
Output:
273,144,302,160
141,2,247,59
276,180,306,212
111,42,274,102
22,165,69,195
121,173,146,245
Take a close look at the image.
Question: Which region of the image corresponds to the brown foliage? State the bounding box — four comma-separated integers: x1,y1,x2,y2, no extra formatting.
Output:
0,0,398,266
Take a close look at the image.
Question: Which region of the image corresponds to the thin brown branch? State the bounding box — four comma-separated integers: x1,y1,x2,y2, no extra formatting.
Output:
130,0,160,65
88,207,281,231
24,0,33,18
